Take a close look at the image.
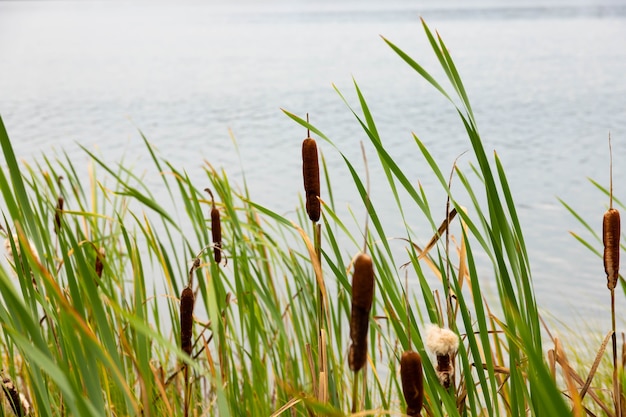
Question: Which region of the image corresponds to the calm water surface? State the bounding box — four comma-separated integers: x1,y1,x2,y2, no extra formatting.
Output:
1,0,626,327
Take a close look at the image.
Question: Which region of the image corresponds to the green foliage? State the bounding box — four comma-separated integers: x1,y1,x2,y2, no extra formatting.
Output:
0,19,613,417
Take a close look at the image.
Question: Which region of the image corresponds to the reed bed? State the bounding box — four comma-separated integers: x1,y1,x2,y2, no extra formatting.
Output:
0,19,621,416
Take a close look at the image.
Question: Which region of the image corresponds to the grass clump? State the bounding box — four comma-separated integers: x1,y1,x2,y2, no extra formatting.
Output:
0,18,621,417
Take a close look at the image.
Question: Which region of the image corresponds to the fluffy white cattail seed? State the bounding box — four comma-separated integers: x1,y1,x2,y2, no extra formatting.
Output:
425,324,459,389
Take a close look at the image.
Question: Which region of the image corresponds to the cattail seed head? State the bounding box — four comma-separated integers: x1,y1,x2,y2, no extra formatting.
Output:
205,188,223,264
603,208,620,290
54,176,64,235
349,253,375,372
211,207,222,264
180,287,195,356
425,324,459,356
400,351,424,417
54,196,64,234
425,324,458,389
95,247,105,279
302,137,320,223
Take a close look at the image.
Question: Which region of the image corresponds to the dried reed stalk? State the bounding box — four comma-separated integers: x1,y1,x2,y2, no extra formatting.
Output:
401,351,424,417
302,130,321,223
349,253,374,372
554,338,583,416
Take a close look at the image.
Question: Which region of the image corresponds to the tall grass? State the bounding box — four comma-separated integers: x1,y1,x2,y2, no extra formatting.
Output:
0,19,619,416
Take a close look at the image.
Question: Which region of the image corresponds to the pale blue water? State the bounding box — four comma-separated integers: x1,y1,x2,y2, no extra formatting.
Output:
1,0,626,326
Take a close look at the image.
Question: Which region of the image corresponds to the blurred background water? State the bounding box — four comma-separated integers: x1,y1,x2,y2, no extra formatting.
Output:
1,0,625,328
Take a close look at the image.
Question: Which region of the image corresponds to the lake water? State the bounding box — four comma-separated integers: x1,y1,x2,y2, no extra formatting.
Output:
1,0,626,329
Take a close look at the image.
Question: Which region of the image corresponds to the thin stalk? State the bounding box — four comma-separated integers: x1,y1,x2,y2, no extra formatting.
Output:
314,223,323,334
183,366,190,417
351,371,359,414
608,134,620,417
314,222,327,411
612,289,619,417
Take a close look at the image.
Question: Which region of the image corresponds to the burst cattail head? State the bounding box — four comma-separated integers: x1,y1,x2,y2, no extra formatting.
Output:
3,237,14,263
4,234,38,265
2,373,31,417
603,208,620,290
425,324,458,389
302,134,321,223
180,286,195,356
400,351,424,417
349,253,375,372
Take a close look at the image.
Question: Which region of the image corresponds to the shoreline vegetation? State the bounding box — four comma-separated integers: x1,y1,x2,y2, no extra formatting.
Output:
0,19,622,416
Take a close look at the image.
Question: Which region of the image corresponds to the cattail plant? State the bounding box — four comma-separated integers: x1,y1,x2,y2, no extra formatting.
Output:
205,188,222,264
302,120,321,223
349,252,374,412
603,134,621,416
299,115,328,406
426,324,459,389
180,258,199,417
180,258,200,356
401,351,424,417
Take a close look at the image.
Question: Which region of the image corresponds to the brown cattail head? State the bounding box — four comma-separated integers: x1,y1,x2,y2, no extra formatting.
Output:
401,351,424,417
349,253,375,372
180,286,195,356
54,196,64,234
302,137,320,223
54,176,64,234
205,188,223,264
211,206,222,264
603,208,621,290
95,247,105,279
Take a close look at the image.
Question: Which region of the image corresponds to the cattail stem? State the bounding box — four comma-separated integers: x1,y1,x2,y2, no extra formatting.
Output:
604,134,621,416
612,311,619,417
610,133,614,209
314,223,324,336
351,371,359,413
183,365,190,417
